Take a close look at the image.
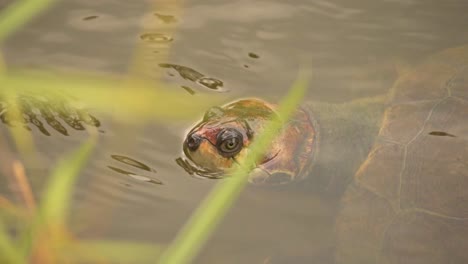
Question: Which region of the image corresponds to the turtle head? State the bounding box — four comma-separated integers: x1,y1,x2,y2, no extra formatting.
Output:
182,98,316,184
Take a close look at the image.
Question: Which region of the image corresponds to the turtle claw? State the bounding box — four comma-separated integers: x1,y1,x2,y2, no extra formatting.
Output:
60,116,85,131
0,93,101,136
29,116,50,136
53,100,86,131
35,101,69,136
0,99,50,137
248,168,295,185
248,168,272,184
44,117,69,136
77,110,100,127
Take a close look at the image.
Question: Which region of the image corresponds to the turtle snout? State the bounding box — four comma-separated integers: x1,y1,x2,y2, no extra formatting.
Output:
185,133,202,152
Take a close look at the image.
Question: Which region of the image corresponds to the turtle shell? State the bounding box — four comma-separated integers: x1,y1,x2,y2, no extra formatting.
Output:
336,45,468,264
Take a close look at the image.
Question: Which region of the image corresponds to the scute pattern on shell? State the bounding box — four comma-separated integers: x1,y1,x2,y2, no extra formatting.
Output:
336,45,468,264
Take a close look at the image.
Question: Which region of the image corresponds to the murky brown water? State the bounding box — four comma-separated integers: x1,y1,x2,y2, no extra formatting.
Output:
1,0,468,263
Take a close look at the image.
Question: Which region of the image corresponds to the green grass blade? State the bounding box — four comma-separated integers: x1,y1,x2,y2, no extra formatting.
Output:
18,138,95,257
0,220,24,264
59,240,163,263
0,0,58,43
1,70,222,122
40,137,95,226
158,73,309,264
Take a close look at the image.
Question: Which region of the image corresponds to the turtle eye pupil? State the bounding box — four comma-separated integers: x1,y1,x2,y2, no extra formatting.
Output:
225,139,237,149
216,129,243,157
220,138,240,153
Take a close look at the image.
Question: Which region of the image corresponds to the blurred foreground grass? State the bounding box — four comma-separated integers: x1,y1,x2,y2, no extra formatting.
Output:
0,1,308,263
0,74,307,263
0,139,164,263
1,69,223,122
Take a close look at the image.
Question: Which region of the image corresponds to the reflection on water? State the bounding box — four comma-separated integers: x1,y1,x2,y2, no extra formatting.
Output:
82,15,99,21
110,154,155,172
429,131,456,137
1,0,468,263
159,63,225,91
140,33,173,43
154,13,178,24
107,165,162,185
108,154,163,185
181,85,196,95
248,52,260,59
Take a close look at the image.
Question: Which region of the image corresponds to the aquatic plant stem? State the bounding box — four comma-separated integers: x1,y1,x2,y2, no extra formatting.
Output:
12,161,36,212
158,73,308,264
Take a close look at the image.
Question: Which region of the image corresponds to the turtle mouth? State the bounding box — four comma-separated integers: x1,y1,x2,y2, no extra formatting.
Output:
180,136,282,181
181,136,230,175
175,156,225,179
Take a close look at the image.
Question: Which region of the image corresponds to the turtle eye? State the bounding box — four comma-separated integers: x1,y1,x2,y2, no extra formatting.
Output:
220,138,240,152
203,106,224,121
216,129,243,157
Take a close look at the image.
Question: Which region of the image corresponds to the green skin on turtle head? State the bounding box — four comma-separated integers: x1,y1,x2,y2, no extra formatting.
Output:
183,98,316,184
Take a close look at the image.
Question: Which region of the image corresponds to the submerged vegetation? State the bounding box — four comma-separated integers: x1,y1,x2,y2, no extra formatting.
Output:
0,1,307,263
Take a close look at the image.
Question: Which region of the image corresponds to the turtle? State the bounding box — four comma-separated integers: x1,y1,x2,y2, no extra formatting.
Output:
179,98,317,184
180,45,468,263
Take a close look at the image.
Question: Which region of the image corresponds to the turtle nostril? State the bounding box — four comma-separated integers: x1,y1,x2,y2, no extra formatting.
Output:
186,133,202,152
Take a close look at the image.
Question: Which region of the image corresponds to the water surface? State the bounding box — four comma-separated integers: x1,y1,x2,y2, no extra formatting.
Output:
1,0,468,263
